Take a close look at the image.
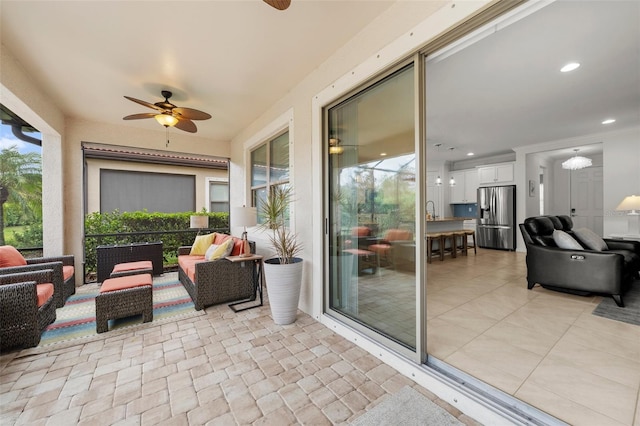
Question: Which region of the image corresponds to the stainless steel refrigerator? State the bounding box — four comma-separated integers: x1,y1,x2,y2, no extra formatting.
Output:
477,185,516,250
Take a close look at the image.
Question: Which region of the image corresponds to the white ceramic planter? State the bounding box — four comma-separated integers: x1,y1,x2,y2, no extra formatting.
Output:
263,258,303,325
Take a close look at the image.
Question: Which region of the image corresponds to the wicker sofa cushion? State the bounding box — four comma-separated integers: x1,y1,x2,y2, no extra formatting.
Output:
178,255,204,281
63,265,75,280
190,233,216,255
101,274,152,292
0,245,27,267
36,283,54,307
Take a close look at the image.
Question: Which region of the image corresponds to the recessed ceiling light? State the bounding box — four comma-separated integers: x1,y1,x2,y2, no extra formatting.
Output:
560,62,580,73
380,152,387,157
467,152,474,156
602,118,616,125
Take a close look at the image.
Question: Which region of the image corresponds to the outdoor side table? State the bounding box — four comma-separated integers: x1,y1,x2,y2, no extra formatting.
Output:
225,254,264,312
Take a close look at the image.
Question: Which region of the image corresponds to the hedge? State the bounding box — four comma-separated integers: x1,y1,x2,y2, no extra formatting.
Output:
84,210,229,279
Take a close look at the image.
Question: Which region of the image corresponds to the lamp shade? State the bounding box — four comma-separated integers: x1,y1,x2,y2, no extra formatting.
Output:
616,195,640,212
190,215,209,229
230,206,257,228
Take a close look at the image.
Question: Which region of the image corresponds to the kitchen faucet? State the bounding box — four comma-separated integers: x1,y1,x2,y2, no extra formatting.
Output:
426,200,436,220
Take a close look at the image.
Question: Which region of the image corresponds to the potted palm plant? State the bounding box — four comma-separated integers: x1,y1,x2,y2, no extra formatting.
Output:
259,185,303,325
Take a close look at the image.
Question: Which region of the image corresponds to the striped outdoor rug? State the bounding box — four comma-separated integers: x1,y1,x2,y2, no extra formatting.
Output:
40,272,202,346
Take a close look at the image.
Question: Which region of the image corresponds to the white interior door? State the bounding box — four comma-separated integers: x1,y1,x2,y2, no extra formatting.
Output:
570,166,603,235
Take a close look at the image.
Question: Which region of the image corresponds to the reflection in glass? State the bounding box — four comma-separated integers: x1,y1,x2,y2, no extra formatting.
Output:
327,64,416,349
270,133,290,183
251,145,267,187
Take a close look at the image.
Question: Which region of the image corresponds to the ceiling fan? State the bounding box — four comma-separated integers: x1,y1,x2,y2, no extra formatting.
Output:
123,90,211,133
263,0,291,10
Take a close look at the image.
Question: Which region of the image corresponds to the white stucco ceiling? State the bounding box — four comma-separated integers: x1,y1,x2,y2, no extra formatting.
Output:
1,1,638,163
0,0,395,141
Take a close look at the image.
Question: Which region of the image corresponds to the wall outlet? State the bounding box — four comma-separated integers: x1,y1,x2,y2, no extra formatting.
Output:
468,207,472,212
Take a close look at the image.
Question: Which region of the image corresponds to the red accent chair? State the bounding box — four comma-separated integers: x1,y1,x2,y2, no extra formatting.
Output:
368,229,413,268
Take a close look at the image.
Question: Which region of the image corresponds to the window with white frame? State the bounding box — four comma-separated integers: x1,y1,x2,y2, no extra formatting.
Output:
250,131,290,224
208,180,229,213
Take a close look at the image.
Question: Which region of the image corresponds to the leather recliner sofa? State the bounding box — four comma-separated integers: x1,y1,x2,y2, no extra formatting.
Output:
519,215,640,307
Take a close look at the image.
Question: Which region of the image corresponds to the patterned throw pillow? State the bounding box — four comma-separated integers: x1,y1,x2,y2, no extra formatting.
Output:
205,239,234,261
552,230,583,250
573,228,608,251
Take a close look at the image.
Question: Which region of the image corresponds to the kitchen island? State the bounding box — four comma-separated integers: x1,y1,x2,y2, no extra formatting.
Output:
426,217,474,232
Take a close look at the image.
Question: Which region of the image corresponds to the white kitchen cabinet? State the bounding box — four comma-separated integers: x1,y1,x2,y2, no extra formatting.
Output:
450,169,478,203
478,163,514,185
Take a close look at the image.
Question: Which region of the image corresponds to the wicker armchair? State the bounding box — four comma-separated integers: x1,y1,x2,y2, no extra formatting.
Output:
0,269,57,351
0,246,75,308
177,241,256,310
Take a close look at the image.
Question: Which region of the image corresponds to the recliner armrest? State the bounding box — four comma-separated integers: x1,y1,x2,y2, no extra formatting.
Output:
605,239,640,254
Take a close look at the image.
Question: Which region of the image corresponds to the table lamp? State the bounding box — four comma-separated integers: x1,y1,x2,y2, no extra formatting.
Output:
231,206,257,257
616,195,640,235
190,214,209,235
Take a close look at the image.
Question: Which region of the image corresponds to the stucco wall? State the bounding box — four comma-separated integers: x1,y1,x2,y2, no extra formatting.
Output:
63,119,229,281
228,0,489,316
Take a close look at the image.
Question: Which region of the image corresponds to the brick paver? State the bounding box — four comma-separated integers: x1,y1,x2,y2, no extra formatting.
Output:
0,286,478,425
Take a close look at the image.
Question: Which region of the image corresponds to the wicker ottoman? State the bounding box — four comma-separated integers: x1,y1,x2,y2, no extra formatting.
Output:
110,260,153,279
95,274,153,333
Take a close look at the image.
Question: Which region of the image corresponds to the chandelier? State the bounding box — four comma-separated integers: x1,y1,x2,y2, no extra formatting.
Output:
562,149,592,170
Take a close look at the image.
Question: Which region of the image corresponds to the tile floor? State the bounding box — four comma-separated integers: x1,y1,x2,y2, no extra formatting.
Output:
0,287,480,426
351,248,640,425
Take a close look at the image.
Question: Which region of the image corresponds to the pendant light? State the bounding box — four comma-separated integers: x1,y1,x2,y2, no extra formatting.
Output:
562,149,592,170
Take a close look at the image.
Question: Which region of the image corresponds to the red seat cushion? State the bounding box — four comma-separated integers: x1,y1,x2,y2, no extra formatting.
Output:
100,274,152,293
178,255,204,281
369,244,390,255
0,245,27,267
343,249,375,257
112,261,152,273
63,265,75,281
36,283,54,307
352,227,371,237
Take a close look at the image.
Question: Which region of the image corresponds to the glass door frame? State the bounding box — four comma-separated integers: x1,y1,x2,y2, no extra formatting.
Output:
322,54,426,363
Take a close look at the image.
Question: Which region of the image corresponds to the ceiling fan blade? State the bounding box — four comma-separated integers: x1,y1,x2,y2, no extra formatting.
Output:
123,113,157,120
263,0,290,11
173,107,212,121
175,118,197,133
124,96,165,112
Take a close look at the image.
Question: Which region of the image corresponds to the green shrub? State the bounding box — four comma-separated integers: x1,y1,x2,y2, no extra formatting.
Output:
84,210,229,278
12,223,43,247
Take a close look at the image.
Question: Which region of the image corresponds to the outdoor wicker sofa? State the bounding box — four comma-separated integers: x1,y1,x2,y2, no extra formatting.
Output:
177,237,256,310
0,269,57,351
0,245,75,308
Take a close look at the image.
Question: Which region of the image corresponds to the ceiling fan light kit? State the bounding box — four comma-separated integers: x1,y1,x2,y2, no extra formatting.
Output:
154,113,178,127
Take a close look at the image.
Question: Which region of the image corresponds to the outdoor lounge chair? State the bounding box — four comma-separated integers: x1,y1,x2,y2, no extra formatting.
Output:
0,269,56,351
0,245,75,308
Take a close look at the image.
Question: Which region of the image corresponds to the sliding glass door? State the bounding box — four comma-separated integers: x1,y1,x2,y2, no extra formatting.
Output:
325,62,420,352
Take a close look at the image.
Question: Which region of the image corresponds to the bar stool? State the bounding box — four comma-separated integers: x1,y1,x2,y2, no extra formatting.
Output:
426,233,443,263
454,231,468,256
464,229,477,254
440,232,456,259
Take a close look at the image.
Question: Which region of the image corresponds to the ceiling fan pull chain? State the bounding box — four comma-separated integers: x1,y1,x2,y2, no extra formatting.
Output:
166,126,170,148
